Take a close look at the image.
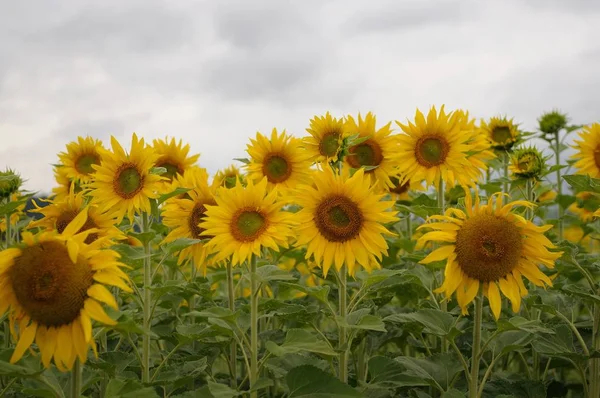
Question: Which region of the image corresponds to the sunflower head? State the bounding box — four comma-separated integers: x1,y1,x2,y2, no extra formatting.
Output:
304,112,349,163
245,128,312,192
569,191,599,223
0,169,23,200
57,136,104,184
538,110,568,137
0,210,131,370
418,190,561,319
537,189,557,203
152,137,200,183
212,165,245,189
509,147,546,180
571,123,600,179
480,116,520,151
52,166,83,201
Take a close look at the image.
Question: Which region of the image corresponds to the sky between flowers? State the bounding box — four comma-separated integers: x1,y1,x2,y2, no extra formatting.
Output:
0,0,598,194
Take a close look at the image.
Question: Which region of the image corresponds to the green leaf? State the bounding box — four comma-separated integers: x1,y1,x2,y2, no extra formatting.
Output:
563,174,600,194
367,356,429,389
161,238,202,255
394,354,462,391
206,381,241,398
357,269,405,289
0,359,42,377
233,157,250,164
0,198,28,217
556,194,576,210
442,389,467,398
287,365,364,397
496,316,555,334
128,231,156,246
559,284,600,305
105,379,160,398
150,166,167,175
384,309,458,337
157,187,191,204
266,329,337,357
256,265,297,282
338,309,386,332
187,307,237,321
279,283,331,306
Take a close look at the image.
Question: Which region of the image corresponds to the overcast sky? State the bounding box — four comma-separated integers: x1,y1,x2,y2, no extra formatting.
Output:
1,0,598,194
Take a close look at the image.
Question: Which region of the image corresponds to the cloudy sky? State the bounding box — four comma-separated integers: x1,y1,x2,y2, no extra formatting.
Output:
1,0,598,193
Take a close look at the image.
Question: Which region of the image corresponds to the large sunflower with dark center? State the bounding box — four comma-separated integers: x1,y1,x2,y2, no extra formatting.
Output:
572,123,600,179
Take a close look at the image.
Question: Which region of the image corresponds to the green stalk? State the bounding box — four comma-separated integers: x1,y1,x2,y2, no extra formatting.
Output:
338,265,348,383
554,137,564,241
227,263,237,388
437,179,448,354
142,212,152,384
525,179,534,220
250,255,259,398
503,152,510,195
469,291,483,398
70,359,82,398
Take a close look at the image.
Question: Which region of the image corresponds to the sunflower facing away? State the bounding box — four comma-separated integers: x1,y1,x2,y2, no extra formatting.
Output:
201,177,295,266
396,106,484,189
153,137,200,183
29,189,123,245
295,167,398,276
89,134,163,223
569,192,599,223
344,112,400,190
52,166,82,201
0,209,131,370
480,116,520,151
245,128,312,192
212,165,245,189
162,167,217,274
58,136,104,184
571,123,600,179
417,191,562,319
304,112,349,163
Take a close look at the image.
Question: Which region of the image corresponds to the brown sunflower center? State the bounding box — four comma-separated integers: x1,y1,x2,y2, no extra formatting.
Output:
314,195,363,242
594,145,600,170
114,163,144,199
455,213,523,282
319,132,341,157
74,153,100,175
389,177,409,195
415,136,449,167
9,240,93,327
188,202,213,239
346,139,383,170
491,126,511,144
262,153,291,183
156,159,183,181
231,208,268,242
55,209,100,244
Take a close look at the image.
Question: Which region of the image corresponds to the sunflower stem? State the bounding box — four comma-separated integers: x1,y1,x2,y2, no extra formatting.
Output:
141,212,152,384
250,255,259,398
525,179,534,220
469,290,483,398
437,179,448,354
338,265,348,383
553,136,564,241
503,152,509,195
227,262,238,388
70,359,82,398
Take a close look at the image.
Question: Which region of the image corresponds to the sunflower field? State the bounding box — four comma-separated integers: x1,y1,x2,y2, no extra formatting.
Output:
1,108,600,398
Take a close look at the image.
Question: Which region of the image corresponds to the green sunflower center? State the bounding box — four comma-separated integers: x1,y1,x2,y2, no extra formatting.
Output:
231,208,268,242
415,136,449,167
263,153,291,183
491,126,512,145
315,195,363,242
156,160,183,181
455,213,523,282
319,132,341,157
347,140,383,170
75,153,100,175
114,164,144,199
56,209,99,244
9,240,93,327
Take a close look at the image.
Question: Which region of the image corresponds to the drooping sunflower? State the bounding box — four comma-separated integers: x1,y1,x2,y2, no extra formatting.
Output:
29,189,123,245
396,106,484,189
152,137,200,184
571,123,600,178
344,112,400,190
212,165,245,189
0,210,131,370
51,166,77,201
245,128,312,192
480,116,520,151
200,177,295,265
58,136,104,184
304,112,349,163
295,167,398,276
569,192,599,223
88,134,163,223
417,190,562,319
162,167,217,274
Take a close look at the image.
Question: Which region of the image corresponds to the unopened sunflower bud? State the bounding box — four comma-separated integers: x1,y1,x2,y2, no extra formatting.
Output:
538,110,568,137
510,147,546,180
0,169,23,200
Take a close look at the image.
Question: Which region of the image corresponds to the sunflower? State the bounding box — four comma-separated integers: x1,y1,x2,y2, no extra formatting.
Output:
417,190,562,319
386,174,422,202
569,192,599,223
480,116,520,151
295,167,398,276
245,128,312,192
537,189,557,203
509,147,546,180
212,165,245,189
58,136,104,184
88,134,163,223
456,110,496,172
52,166,82,201
162,167,217,274
344,112,400,189
304,112,349,163
396,106,484,189
200,177,295,266
0,209,131,370
29,189,123,246
153,137,200,184
572,123,600,178
0,169,23,200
